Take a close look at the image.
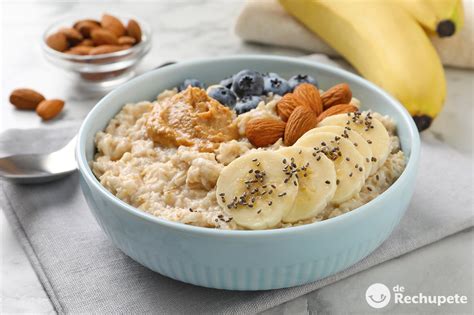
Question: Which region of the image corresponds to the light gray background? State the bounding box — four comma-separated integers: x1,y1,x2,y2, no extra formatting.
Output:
1,1,473,314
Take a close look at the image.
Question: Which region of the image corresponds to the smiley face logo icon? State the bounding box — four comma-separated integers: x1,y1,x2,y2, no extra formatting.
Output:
365,283,391,308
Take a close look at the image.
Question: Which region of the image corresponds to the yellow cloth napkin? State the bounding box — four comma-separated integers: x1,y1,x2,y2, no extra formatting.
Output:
235,0,473,69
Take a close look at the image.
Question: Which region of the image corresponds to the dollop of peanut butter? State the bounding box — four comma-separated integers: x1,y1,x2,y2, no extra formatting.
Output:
146,87,239,152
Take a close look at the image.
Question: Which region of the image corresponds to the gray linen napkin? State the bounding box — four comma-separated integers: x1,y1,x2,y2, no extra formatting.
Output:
1,123,472,314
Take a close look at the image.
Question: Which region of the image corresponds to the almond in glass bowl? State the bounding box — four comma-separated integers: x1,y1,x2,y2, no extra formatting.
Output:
41,13,151,91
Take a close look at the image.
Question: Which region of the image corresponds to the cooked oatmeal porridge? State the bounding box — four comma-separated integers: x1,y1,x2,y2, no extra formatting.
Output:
92,72,406,230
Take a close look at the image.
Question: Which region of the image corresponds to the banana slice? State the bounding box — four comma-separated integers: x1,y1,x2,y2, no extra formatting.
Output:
277,147,336,223
216,151,298,230
295,131,365,204
307,125,373,178
318,112,390,173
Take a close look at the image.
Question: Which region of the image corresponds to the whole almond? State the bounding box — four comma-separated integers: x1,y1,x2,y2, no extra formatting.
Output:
46,32,69,52
321,83,352,109
75,21,100,38
58,27,83,44
294,83,323,115
77,39,94,47
9,89,45,110
102,14,126,37
65,45,93,55
91,28,118,45
246,118,286,148
36,99,65,120
118,35,136,45
317,104,359,123
276,93,301,122
284,106,318,146
89,45,128,55
126,19,142,43
73,19,100,29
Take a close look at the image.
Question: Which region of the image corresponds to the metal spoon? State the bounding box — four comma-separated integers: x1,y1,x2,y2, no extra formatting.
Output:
0,136,77,184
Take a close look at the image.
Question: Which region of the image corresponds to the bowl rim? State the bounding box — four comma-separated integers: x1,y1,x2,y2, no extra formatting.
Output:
76,55,420,237
41,12,152,61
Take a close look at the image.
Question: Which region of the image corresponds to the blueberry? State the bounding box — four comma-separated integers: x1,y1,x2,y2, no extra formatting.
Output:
288,74,318,90
219,76,234,89
178,78,205,91
231,70,264,97
234,96,262,115
207,85,237,108
263,73,290,96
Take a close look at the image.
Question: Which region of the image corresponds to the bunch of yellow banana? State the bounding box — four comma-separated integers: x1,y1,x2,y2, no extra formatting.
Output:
279,0,464,131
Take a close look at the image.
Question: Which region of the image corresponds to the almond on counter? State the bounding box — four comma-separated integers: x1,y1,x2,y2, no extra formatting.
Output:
9,88,66,121
36,99,65,120
9,89,46,110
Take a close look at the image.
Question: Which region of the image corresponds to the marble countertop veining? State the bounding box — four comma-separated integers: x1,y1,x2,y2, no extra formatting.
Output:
1,1,473,314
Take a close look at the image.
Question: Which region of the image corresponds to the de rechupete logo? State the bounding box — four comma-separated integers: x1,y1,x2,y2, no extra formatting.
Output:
365,283,391,308
365,283,469,309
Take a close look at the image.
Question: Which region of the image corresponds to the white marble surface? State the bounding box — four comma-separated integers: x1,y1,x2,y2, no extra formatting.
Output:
0,1,473,314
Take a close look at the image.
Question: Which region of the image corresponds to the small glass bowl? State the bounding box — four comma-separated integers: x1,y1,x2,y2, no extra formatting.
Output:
41,14,152,91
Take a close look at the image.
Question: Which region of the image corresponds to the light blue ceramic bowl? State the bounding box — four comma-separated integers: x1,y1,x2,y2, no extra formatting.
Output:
76,55,420,290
